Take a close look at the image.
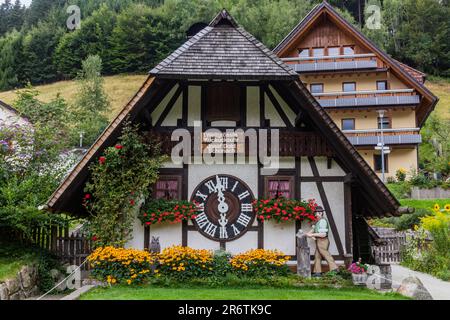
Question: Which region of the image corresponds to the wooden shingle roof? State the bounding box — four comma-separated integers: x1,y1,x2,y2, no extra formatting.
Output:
150,10,298,80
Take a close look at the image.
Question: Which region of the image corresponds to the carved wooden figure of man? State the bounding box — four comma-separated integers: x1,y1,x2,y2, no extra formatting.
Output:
305,206,338,276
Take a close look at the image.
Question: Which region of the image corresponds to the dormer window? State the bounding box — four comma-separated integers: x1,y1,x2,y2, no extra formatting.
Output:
377,81,388,91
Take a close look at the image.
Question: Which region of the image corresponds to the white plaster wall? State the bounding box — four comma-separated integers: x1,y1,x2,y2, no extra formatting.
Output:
246,86,260,127
188,86,201,126
300,181,345,256
187,231,220,251
264,221,296,255
151,85,179,126
269,85,296,125
161,94,182,126
265,95,286,127
150,222,183,250
226,231,258,254
300,156,346,177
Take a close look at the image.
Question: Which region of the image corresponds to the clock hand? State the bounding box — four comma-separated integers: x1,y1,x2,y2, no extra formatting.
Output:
215,175,228,226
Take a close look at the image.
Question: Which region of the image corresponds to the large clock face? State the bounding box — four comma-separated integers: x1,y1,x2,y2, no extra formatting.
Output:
190,175,255,242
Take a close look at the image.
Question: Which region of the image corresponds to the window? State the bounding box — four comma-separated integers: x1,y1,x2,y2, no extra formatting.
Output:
298,48,309,57
378,116,391,129
343,46,355,55
265,177,294,199
154,176,181,200
374,154,389,172
328,47,340,56
312,48,324,57
342,82,356,92
377,81,388,91
341,118,355,130
310,83,324,94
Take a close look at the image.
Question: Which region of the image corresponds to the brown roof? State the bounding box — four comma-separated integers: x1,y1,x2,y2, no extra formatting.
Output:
395,60,426,84
150,9,298,80
46,9,399,218
273,1,438,127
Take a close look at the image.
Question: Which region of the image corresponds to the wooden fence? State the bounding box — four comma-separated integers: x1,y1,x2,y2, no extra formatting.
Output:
21,224,92,270
371,227,432,264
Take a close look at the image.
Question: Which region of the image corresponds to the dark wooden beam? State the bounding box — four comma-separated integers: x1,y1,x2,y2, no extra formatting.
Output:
154,85,183,127
308,156,345,256
265,86,293,128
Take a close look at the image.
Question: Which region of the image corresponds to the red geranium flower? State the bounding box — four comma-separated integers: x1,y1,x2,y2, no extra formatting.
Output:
99,156,106,165
92,235,98,241
84,194,91,200
129,199,135,206
115,145,123,150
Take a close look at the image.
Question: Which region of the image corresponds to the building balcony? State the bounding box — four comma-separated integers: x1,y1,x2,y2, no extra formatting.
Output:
281,54,380,73
342,128,422,146
312,89,420,108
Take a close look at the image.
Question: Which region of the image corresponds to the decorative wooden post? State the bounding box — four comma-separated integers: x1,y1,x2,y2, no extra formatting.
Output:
296,230,311,277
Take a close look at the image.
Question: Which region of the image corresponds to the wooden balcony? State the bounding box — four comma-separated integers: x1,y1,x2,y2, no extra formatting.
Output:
312,89,420,108
342,128,422,146
145,130,334,157
281,54,381,73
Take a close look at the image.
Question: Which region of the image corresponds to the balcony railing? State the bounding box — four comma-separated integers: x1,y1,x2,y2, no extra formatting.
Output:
312,89,420,108
342,128,422,146
281,54,380,73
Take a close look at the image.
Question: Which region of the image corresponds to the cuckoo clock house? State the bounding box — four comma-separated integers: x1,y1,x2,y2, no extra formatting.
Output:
274,2,438,180
46,10,402,267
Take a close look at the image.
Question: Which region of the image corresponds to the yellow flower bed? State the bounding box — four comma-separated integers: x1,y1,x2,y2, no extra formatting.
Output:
88,246,156,285
230,249,290,276
157,245,214,278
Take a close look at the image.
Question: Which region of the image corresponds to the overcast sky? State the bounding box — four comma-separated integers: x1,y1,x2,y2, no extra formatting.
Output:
1,0,32,7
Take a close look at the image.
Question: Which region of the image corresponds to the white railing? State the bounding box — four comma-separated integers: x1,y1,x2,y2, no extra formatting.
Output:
281,53,377,62
312,88,415,97
342,128,420,134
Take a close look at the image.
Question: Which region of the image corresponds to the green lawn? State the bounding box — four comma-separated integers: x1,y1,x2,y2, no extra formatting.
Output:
0,251,37,281
80,285,408,300
399,198,450,211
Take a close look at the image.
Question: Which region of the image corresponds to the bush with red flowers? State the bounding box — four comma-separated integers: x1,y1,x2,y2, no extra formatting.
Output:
83,120,166,247
139,199,200,226
253,197,318,223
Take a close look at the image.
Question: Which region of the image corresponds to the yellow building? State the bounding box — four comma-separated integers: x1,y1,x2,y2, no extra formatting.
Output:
274,2,438,180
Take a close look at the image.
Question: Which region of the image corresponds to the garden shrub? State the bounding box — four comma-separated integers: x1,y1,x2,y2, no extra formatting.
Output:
88,246,156,285
230,249,290,276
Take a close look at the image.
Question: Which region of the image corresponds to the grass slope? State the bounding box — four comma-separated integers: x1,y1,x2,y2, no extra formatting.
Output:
80,285,408,300
0,74,148,121
0,75,448,121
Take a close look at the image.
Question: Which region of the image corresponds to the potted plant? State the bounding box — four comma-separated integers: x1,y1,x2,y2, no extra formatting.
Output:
348,258,369,286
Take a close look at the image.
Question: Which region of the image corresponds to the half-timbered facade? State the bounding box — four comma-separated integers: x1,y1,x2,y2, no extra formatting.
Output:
274,2,438,179
46,10,400,264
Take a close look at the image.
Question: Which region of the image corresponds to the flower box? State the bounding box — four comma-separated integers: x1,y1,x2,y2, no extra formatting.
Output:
252,197,318,223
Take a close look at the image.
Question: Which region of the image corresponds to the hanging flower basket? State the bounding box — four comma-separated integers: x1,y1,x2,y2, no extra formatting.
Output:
139,199,200,226
252,197,318,223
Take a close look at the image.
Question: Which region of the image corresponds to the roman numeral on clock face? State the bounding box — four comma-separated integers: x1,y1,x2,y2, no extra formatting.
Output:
236,214,251,227
219,226,228,239
203,222,217,237
195,190,208,201
204,180,217,194
195,213,209,228
238,190,250,200
231,181,239,192
231,224,240,236
241,203,253,212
